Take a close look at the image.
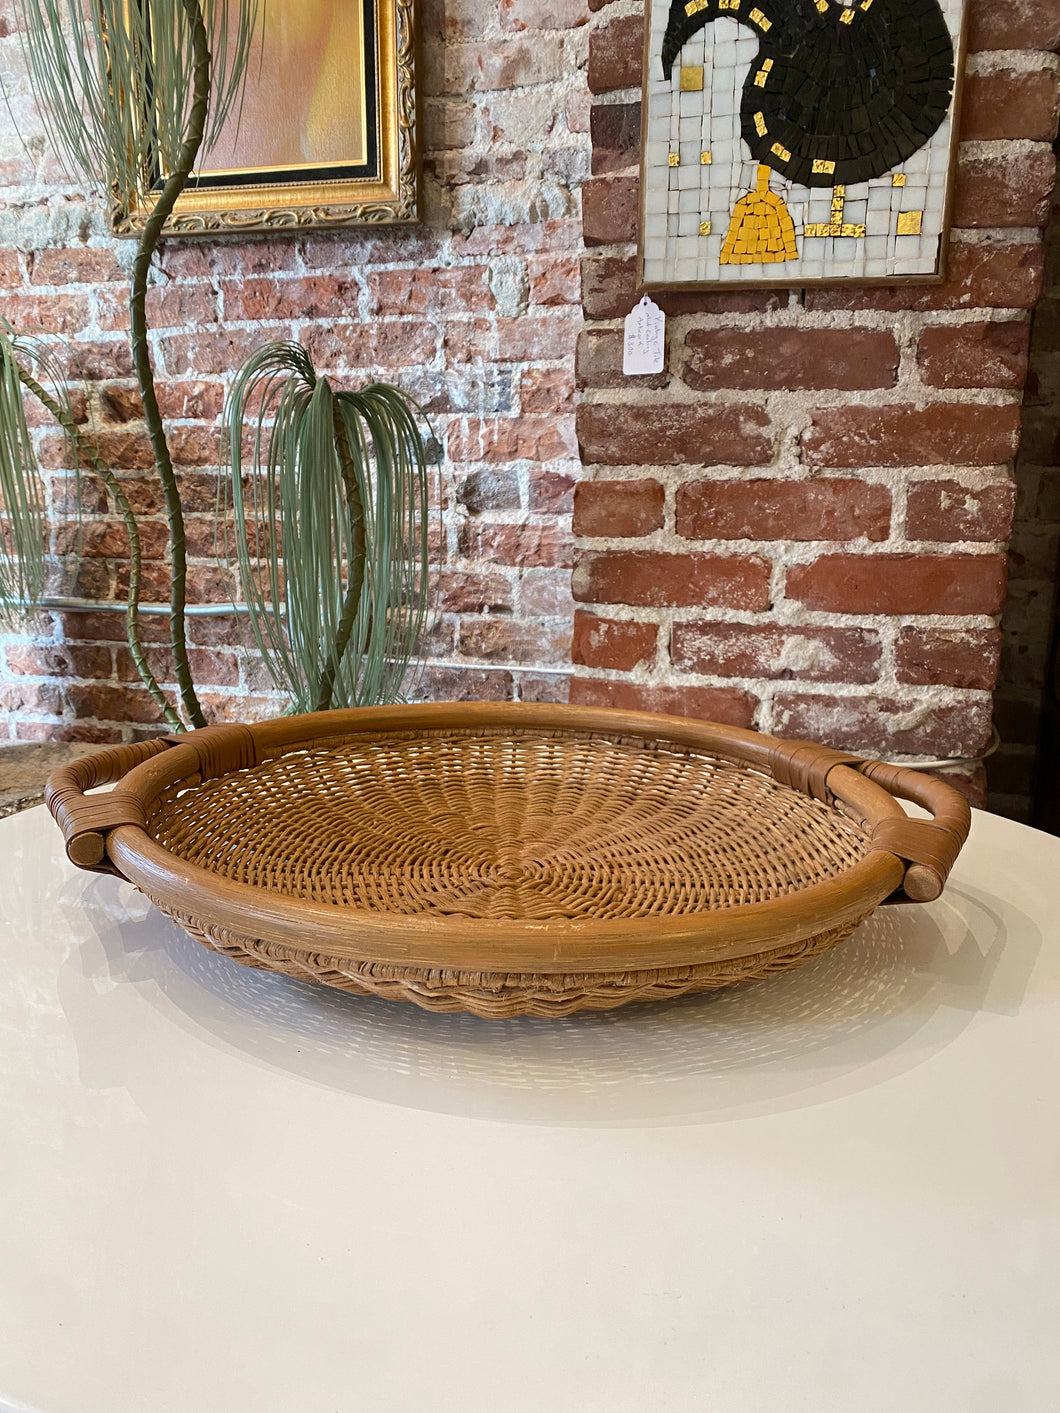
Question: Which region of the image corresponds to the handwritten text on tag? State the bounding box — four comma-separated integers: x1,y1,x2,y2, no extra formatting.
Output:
623,295,665,376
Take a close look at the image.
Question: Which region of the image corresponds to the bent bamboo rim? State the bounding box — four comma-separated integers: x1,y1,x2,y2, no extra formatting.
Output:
48,702,969,980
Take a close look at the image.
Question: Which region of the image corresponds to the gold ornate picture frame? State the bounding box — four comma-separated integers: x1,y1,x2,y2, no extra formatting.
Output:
113,0,419,238
639,0,967,288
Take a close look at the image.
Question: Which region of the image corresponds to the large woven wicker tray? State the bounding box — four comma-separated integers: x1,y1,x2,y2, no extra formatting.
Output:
46,702,971,1018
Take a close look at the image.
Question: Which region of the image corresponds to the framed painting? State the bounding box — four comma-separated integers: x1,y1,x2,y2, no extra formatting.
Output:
113,0,419,238
639,0,967,288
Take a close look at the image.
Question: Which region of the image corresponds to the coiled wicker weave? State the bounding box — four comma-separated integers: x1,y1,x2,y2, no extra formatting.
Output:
46,702,970,1018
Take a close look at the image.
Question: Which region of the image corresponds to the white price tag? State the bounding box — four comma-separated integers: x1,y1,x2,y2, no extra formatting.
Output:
622,295,666,376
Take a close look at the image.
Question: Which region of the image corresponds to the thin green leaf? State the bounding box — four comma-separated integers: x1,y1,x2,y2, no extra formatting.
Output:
11,331,82,548
12,0,259,210
218,340,433,713
0,325,50,625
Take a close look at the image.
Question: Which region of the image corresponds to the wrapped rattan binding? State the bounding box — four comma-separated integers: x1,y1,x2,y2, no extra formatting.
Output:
46,702,971,1018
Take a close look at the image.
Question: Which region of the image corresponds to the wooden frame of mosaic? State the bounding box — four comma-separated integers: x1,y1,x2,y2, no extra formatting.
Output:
638,0,968,288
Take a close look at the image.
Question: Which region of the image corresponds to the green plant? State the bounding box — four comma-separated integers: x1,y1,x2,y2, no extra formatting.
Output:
219,343,430,713
0,322,181,726
1,0,433,729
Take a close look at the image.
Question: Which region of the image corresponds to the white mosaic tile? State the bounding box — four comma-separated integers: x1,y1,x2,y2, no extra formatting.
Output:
868,186,891,213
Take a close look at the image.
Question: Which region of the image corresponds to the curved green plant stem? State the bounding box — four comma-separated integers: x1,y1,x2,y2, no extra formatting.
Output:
315,398,367,712
128,0,211,730
16,365,182,731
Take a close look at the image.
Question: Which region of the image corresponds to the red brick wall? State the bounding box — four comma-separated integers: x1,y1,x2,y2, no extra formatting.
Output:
575,0,1059,792
0,0,589,741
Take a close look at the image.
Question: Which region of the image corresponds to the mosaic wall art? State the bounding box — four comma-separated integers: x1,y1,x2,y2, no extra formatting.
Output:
640,0,965,286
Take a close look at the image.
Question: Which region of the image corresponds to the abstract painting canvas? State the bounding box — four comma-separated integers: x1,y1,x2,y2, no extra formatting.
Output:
639,0,966,286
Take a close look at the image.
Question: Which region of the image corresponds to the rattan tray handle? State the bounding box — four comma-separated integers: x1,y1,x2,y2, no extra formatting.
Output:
762,736,971,903
46,738,174,873
46,725,260,873
857,759,972,903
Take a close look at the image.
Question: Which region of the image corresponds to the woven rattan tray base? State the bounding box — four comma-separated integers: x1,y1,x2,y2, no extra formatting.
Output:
153,903,868,1017
47,703,971,1018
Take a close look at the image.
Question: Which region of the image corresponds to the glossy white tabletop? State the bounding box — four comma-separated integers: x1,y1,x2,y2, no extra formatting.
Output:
1,801,1058,1413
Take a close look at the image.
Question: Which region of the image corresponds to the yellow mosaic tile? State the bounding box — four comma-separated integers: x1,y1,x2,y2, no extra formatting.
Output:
718,164,797,266
718,0,740,10
770,142,791,161
700,220,712,235
684,0,709,13
897,210,923,235
668,151,680,167
840,7,854,22
680,66,704,91
700,150,712,164
802,183,865,240
805,219,865,239
892,172,906,186
749,7,772,27
814,0,828,12
860,0,873,9
812,159,836,174
754,111,768,136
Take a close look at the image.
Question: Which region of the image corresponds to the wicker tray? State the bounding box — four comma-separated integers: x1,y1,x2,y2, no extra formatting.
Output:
46,702,970,1018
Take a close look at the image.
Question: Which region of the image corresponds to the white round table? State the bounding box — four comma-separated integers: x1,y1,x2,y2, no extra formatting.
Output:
1,801,1057,1413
